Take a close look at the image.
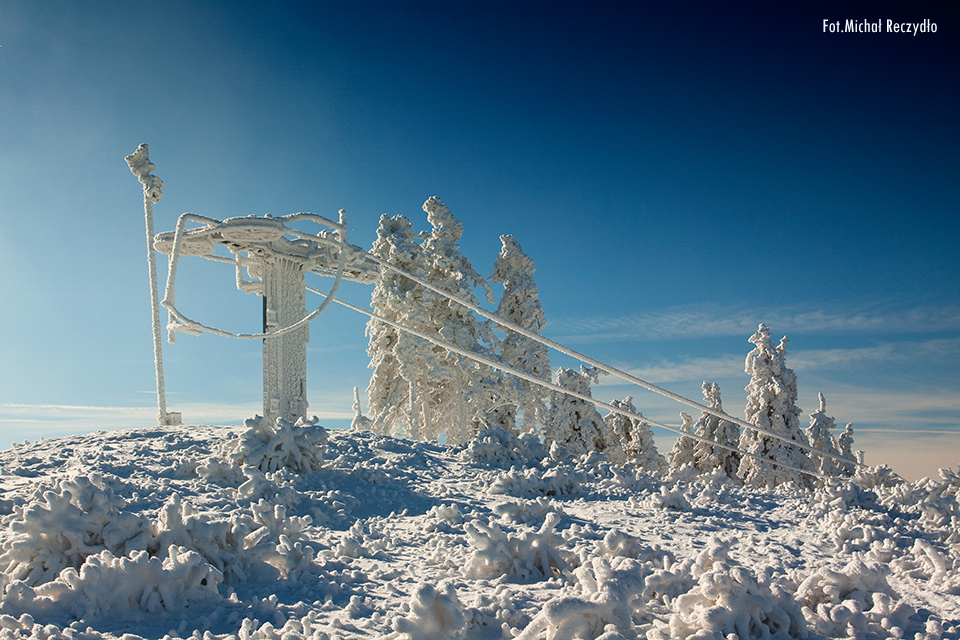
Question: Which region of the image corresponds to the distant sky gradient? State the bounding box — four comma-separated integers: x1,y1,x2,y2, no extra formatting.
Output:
1,1,958,480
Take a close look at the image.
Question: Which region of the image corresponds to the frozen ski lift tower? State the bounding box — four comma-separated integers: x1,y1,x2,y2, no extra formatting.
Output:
127,144,377,426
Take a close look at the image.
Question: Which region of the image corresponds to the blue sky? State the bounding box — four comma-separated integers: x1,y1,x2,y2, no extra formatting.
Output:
1,1,958,480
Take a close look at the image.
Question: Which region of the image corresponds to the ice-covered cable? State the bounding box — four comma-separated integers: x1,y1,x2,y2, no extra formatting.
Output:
309,288,831,482
362,253,863,470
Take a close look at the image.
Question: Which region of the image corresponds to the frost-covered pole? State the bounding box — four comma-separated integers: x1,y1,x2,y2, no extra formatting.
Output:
125,144,180,427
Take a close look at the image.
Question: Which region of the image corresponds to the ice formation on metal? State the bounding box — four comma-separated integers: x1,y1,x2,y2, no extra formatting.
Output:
126,144,180,427
144,169,376,424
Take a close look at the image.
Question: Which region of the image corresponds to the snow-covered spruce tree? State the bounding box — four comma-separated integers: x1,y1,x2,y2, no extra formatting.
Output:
604,396,666,473
366,200,496,444
365,213,430,439
489,234,551,435
738,324,816,489
806,392,842,477
691,382,741,478
836,422,857,476
546,366,618,459
669,412,696,470
418,197,497,444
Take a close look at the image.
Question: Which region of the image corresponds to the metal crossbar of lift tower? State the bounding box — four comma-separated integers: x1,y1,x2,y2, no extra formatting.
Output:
152,214,378,285
152,213,378,424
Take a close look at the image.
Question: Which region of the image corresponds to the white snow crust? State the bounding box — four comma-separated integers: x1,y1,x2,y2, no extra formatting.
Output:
1,424,958,640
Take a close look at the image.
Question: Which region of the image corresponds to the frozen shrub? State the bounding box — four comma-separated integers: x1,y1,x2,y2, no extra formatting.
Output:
224,415,328,473
458,425,548,469
425,503,464,533
853,463,903,491
196,456,245,485
237,466,301,508
0,475,150,586
1,546,221,619
797,557,917,638
393,581,466,640
489,465,582,498
638,485,692,511
494,497,562,527
332,521,387,561
464,513,567,581
643,536,728,603
515,556,645,640
151,494,316,583
266,535,316,581
811,480,879,516
648,563,806,640
889,539,959,591
920,466,960,543
249,499,311,542
595,530,674,570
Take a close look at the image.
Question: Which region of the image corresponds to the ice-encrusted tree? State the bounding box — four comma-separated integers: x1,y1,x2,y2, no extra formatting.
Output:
836,422,857,477
419,196,497,444
365,199,496,444
738,324,816,489
365,213,429,439
489,234,551,435
604,396,666,473
806,392,843,477
691,382,741,478
546,366,612,458
669,412,697,470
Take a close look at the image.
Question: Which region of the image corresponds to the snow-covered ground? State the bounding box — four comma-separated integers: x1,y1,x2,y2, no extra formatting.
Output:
1,420,958,640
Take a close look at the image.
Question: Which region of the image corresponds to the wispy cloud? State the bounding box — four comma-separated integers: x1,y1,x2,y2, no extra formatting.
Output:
550,304,960,343
587,340,960,453
0,400,356,450
591,337,960,389
789,337,960,371
808,386,960,430
594,355,744,386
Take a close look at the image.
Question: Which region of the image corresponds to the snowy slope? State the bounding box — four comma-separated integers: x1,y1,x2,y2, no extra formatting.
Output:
0,422,958,640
